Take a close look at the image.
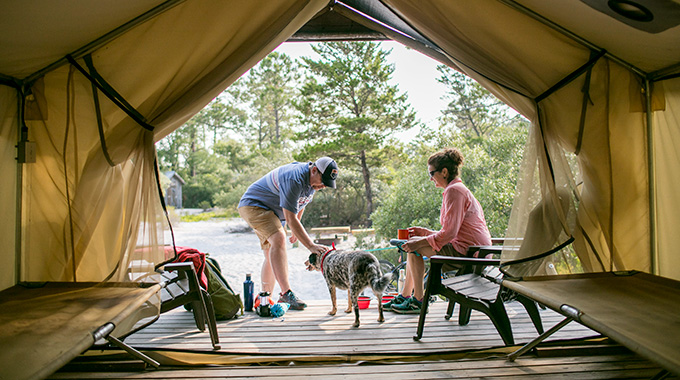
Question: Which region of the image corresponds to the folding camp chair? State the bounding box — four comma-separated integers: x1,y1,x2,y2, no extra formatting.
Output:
0,282,164,380
504,271,680,377
413,240,544,345
122,255,221,350
160,262,220,349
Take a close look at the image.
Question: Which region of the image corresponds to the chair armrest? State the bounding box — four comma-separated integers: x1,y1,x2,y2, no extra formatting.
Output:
163,262,195,272
467,245,521,258
466,245,501,257
431,255,501,267
490,237,524,244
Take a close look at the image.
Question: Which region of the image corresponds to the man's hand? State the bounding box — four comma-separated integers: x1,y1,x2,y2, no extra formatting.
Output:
289,234,298,244
309,244,329,255
283,208,320,252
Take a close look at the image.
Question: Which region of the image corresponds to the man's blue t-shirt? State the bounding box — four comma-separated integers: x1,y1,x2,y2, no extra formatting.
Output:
238,162,315,223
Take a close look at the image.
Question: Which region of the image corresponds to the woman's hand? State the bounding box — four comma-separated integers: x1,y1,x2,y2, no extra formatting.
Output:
408,226,431,237
289,234,298,244
402,236,427,253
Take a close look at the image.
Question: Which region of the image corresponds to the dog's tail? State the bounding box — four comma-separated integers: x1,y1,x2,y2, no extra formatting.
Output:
372,272,393,294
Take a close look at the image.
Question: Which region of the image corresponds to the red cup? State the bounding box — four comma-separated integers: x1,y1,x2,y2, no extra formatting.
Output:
397,229,409,239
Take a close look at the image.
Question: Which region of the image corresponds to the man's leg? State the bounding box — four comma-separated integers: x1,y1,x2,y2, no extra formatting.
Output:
267,229,307,310
261,245,276,294
266,229,290,293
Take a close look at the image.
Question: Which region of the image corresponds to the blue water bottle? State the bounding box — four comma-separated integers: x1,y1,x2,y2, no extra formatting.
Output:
243,273,254,312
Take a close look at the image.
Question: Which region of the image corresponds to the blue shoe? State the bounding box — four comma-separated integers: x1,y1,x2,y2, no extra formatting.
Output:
383,294,408,311
392,297,423,314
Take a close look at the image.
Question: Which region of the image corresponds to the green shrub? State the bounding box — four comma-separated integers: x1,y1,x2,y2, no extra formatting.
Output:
180,209,233,222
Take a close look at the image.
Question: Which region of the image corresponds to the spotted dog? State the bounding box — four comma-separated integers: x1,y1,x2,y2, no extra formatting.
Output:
305,247,391,327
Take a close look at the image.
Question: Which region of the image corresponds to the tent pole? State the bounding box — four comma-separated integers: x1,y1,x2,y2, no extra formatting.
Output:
332,2,454,68
14,89,24,283
645,78,657,275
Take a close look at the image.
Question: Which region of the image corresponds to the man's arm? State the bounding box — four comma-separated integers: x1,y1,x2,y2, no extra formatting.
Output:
283,208,327,254
287,208,306,244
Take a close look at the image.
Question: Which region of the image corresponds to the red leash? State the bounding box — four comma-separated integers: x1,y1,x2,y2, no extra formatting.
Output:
319,242,336,274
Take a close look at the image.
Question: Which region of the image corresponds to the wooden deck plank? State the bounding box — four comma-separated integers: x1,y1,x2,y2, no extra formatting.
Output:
50,299,675,379
51,355,671,379
123,300,596,354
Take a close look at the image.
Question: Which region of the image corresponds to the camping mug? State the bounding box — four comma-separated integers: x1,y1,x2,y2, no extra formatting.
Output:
397,229,409,239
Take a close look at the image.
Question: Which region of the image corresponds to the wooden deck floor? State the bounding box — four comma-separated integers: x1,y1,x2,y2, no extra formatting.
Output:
51,299,675,379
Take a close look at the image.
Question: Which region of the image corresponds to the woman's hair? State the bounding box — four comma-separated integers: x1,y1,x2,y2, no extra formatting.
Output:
428,148,464,182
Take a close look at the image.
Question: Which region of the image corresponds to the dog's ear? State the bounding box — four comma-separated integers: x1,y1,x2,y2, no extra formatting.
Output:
308,253,318,266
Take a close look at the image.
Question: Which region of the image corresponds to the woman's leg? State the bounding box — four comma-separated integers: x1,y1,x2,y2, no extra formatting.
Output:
409,246,435,301
407,253,426,301
401,267,414,297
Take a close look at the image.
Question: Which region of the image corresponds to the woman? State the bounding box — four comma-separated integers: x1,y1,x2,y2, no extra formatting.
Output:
387,148,492,314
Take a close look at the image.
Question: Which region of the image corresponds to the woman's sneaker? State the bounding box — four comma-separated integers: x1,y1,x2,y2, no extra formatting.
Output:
392,297,423,314
278,289,307,310
383,294,408,311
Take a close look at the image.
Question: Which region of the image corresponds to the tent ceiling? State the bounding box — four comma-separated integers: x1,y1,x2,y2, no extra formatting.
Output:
1,0,449,81
1,0,678,82
290,0,680,77
0,0,168,80
509,0,680,76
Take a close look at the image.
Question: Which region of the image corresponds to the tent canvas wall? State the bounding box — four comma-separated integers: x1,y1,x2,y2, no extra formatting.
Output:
2,0,679,292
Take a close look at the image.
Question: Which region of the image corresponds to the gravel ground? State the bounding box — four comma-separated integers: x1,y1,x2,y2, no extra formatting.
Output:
164,218,362,301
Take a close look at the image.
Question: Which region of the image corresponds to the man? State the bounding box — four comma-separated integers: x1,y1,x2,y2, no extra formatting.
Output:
238,157,339,310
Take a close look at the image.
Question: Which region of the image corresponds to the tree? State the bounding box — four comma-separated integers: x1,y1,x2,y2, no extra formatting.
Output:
370,149,443,239
237,52,300,151
156,52,300,211
437,65,518,139
294,41,417,224
189,95,241,149
371,68,529,243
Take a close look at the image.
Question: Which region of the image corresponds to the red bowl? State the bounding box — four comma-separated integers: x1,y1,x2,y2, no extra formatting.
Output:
381,295,394,304
357,296,370,309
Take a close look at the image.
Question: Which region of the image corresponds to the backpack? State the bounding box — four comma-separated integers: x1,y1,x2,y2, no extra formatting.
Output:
204,257,243,320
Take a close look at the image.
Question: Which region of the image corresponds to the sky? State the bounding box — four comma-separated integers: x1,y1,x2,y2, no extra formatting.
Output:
273,40,450,136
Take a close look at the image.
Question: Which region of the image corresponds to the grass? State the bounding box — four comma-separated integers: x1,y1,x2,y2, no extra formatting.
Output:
180,208,237,222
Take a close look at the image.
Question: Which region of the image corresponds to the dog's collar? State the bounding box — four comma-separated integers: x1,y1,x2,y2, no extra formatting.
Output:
319,242,336,274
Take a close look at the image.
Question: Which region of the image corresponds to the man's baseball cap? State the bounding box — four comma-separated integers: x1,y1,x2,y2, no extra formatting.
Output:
315,157,338,189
